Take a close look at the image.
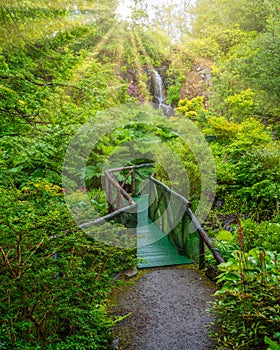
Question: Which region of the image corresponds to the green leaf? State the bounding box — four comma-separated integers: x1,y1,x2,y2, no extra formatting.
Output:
264,336,280,350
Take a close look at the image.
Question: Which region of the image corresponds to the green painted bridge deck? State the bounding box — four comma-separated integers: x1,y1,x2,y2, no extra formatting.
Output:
134,195,191,268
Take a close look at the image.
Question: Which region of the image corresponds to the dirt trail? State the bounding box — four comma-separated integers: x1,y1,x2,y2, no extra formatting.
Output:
112,266,216,350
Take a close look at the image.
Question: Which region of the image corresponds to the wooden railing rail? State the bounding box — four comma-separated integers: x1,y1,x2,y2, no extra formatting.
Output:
91,164,154,226
88,163,224,269
149,175,225,268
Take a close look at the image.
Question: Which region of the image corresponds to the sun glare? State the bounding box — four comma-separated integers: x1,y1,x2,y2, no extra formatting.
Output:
116,0,132,20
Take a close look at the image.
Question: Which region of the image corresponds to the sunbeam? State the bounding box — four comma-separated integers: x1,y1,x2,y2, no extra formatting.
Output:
71,24,119,83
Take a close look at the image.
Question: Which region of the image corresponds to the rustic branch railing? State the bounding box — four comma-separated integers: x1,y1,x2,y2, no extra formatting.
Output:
90,163,224,269
185,207,225,267
149,175,224,268
104,169,135,211
93,163,154,226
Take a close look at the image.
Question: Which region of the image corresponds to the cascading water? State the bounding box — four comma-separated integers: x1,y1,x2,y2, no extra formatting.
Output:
153,69,165,107
151,69,174,117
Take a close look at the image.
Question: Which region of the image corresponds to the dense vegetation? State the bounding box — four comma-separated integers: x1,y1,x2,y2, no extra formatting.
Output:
0,0,279,349
0,1,137,348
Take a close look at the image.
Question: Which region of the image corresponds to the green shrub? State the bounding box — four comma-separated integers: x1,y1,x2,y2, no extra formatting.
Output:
264,335,280,350
176,96,210,127
209,249,280,349
240,219,280,253
166,82,182,106
0,185,136,349
224,89,256,122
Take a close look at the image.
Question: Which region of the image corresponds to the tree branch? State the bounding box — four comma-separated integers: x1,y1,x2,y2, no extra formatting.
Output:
0,247,17,279
0,75,82,90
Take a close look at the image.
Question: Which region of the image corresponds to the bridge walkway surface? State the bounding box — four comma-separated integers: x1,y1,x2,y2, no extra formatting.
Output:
134,195,191,268
94,165,223,349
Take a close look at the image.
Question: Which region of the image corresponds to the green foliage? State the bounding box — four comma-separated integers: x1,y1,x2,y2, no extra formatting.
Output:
192,0,271,34
88,189,109,216
0,185,136,348
224,89,256,122
210,33,280,129
207,116,272,148
117,27,169,71
137,29,166,67
167,46,193,80
206,116,240,143
230,143,279,218
189,23,253,60
0,3,142,348
165,45,193,106
186,36,222,60
215,230,233,241
0,132,67,187
210,249,280,349
1,1,280,349
166,82,182,106
176,96,209,126
190,1,280,135
240,219,280,253
183,1,280,348
153,136,201,199
206,239,240,264
210,119,279,217
264,335,280,350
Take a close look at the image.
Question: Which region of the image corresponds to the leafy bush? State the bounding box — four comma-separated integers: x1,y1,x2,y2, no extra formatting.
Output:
176,96,207,120
224,89,256,122
209,249,280,349
206,116,240,143
265,335,280,350
166,82,182,106
0,185,136,349
205,115,279,218
240,219,280,253
209,32,280,127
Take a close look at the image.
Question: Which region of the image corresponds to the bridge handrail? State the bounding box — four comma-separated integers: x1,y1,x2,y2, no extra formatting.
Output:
104,169,135,206
91,164,154,226
150,175,191,208
105,163,155,207
88,163,224,268
149,175,225,267
108,163,154,174
185,207,225,265
81,204,137,228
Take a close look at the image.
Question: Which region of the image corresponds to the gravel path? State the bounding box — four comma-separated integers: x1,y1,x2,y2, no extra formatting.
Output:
112,266,216,350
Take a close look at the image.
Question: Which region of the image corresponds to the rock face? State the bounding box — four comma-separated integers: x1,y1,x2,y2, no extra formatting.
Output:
121,65,169,97
121,68,138,84
121,65,175,116
180,61,213,105
121,61,213,113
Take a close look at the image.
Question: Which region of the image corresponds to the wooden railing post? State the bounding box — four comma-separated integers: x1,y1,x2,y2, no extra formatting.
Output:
106,174,113,213
149,175,224,267
131,168,135,197
97,165,225,269
199,237,205,269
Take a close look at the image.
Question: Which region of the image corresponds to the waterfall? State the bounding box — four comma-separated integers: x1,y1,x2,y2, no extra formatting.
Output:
153,69,165,107
151,69,174,117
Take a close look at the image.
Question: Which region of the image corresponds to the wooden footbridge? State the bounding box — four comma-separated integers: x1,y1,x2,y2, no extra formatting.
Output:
88,164,224,269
